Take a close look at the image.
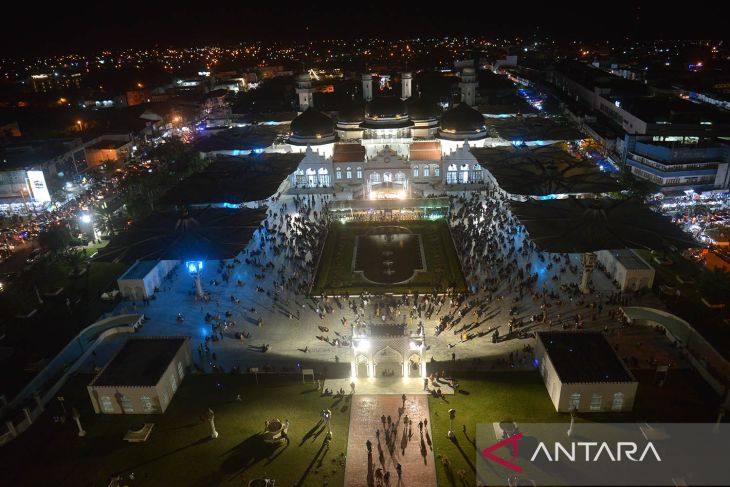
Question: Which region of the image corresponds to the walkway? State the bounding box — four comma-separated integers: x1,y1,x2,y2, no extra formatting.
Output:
345,394,437,487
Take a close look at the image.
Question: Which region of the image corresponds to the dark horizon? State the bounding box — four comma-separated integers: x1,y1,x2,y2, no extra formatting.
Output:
2,2,729,57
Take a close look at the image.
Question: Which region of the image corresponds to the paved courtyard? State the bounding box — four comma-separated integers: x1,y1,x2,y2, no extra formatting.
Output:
345,394,437,487
83,191,685,379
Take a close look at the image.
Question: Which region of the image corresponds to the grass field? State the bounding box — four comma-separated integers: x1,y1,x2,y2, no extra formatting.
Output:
428,370,722,487
312,219,466,295
0,374,351,487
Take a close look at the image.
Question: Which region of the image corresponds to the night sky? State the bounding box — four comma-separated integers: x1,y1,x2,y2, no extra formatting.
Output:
1,2,727,55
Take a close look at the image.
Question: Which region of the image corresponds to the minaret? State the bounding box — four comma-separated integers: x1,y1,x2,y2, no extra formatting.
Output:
401,72,412,100
361,73,373,102
459,67,477,107
295,72,314,112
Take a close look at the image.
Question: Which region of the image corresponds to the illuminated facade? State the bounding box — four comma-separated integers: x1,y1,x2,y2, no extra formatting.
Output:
287,69,493,198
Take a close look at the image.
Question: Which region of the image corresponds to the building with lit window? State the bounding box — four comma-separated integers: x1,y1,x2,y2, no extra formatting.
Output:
87,336,191,415
285,69,496,198
548,61,730,193
535,331,638,413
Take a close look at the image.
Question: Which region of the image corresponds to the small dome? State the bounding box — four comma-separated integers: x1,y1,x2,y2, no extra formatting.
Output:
439,103,485,133
338,100,365,123
290,108,334,138
407,98,437,121
365,97,408,119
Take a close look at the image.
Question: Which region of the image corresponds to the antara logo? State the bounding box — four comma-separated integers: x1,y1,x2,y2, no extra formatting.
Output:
481,434,662,473
531,441,662,462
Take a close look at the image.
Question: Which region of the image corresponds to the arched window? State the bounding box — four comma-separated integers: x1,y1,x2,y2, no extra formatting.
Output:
611,393,624,411
412,165,419,177
356,166,363,179
434,165,441,177
370,172,381,183
395,172,406,183
336,167,342,180
346,166,352,179
423,165,430,177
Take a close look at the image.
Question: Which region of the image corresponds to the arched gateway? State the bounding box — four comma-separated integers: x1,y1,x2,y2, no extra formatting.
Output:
350,323,426,379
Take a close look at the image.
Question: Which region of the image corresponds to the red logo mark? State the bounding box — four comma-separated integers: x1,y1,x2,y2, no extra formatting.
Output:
481,432,523,473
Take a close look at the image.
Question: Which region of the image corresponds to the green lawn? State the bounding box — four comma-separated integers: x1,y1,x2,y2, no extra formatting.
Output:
312,220,466,295
1,374,351,487
427,370,721,487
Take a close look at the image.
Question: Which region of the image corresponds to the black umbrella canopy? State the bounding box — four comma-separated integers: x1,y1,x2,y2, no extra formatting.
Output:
158,153,305,206
510,197,698,254
94,206,267,263
471,146,621,196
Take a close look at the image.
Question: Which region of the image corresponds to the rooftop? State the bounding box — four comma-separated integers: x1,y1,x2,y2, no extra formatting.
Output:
119,260,159,280
409,141,441,161
607,249,652,270
538,331,634,383
333,143,366,163
91,337,188,387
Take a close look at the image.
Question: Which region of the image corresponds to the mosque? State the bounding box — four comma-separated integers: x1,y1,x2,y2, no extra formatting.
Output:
286,68,494,199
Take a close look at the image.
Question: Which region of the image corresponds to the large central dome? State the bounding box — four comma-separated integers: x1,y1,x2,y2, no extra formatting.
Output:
361,96,414,129
365,97,408,119
437,103,487,141
288,107,336,146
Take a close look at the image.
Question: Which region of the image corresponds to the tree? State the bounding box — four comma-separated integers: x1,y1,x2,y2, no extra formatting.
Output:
94,202,118,237
38,225,72,256
618,167,654,202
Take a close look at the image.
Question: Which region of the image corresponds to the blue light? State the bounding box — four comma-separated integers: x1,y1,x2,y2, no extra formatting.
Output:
533,358,539,368
512,139,523,147
186,260,203,273
253,148,264,154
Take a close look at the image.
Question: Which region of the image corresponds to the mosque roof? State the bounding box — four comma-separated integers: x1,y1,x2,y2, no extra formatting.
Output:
439,103,486,133
290,107,335,138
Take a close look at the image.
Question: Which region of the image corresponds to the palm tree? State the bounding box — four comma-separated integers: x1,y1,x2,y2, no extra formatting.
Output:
94,202,117,237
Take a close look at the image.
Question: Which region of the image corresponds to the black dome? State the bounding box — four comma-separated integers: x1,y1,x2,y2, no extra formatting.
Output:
290,108,335,137
407,98,437,121
337,100,365,123
439,103,485,132
365,97,408,119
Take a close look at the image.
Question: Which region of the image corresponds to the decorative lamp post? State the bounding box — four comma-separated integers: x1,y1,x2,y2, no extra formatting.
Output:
567,406,577,437
72,407,86,437
207,408,218,439
186,260,205,298
447,408,456,438
322,409,332,439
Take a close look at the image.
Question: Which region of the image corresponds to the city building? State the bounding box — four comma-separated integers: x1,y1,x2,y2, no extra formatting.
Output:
117,260,178,300
596,249,655,291
535,331,638,413
84,135,134,168
548,61,730,193
87,336,191,414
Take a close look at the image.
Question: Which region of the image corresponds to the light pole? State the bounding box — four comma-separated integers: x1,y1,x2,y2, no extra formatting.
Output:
567,406,577,437
72,407,86,437
322,409,332,439
448,408,456,438
207,408,218,439
186,261,205,298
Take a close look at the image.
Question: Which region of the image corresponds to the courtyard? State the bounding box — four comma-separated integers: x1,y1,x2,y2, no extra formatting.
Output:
312,219,466,295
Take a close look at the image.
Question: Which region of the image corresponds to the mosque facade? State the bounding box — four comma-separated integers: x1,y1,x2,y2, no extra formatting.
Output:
287,68,496,199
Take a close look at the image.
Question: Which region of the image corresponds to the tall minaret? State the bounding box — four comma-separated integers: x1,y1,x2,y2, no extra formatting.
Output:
459,67,477,107
295,72,314,112
401,72,412,100
361,73,373,102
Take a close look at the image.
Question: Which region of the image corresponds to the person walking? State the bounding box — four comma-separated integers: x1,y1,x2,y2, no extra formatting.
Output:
396,463,402,479
366,439,372,453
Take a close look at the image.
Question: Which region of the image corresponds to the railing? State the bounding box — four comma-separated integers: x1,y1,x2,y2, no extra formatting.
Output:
0,314,142,447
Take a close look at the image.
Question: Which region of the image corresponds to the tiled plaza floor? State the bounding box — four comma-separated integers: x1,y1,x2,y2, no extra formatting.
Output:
345,394,437,487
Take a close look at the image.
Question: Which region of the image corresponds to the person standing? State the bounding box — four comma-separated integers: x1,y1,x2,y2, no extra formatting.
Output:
366,439,372,453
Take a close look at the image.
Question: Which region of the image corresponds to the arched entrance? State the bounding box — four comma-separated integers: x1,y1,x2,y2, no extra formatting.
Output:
355,354,368,378
373,346,403,378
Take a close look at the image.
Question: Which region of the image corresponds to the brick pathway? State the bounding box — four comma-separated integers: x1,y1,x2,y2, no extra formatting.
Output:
345,395,437,487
